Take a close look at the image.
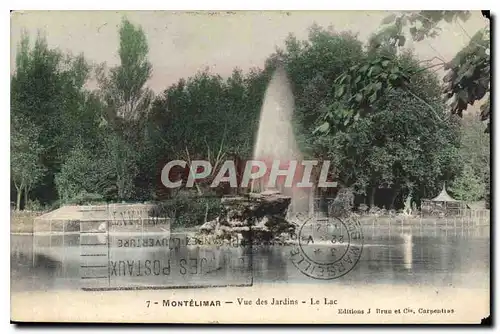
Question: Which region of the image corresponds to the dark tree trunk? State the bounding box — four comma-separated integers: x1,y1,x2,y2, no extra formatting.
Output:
368,186,376,208
16,188,22,211
24,188,29,210
390,188,400,210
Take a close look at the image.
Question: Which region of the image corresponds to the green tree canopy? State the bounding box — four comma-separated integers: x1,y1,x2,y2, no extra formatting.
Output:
375,11,490,131
267,25,461,208
11,18,484,215
11,33,97,205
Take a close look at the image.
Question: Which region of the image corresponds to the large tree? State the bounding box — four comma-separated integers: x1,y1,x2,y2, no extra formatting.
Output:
374,11,490,131
372,11,490,206
96,17,153,123
89,17,154,201
11,113,46,210
11,33,96,205
148,68,261,197
449,115,490,202
270,26,461,208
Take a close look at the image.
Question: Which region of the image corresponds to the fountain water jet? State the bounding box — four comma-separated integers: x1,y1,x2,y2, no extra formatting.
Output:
252,64,313,214
198,65,312,242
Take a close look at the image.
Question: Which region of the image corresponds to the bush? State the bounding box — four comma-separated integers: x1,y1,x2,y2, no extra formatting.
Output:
329,187,354,217
25,199,44,212
150,195,223,228
67,191,107,205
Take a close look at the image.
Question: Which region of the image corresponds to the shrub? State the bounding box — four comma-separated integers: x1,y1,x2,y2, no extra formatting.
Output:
150,195,223,228
67,191,107,205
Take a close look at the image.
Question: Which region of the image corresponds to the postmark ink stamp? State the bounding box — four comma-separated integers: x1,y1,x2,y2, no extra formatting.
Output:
290,215,364,280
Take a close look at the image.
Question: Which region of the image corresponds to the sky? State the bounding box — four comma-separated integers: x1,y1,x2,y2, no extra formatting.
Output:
10,10,489,105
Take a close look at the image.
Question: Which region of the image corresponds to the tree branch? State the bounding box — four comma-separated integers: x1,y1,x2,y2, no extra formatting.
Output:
404,88,443,122
185,146,203,196
456,20,489,50
412,62,446,74
424,43,448,64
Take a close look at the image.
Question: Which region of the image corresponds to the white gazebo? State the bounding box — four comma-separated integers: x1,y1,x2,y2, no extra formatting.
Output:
421,184,465,216
431,185,458,202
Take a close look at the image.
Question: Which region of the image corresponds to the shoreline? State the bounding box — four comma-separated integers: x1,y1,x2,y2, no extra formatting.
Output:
11,213,490,236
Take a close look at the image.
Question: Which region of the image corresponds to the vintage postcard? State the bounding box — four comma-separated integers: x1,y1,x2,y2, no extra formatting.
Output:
10,10,491,324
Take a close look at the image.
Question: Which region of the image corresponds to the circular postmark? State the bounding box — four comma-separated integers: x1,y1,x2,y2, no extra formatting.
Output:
289,215,364,280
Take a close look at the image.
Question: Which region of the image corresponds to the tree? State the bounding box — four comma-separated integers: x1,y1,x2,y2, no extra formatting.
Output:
271,26,461,208
311,88,461,208
260,26,367,193
96,17,153,122
443,29,490,129
376,11,490,131
11,19,477,215
313,44,448,135
55,145,102,203
11,114,46,210
11,33,94,205
55,131,141,203
278,26,365,133
450,164,485,202
102,132,140,200
92,17,154,201
449,115,490,202
149,68,261,197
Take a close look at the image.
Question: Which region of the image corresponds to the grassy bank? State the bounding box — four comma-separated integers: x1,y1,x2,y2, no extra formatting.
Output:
10,210,44,234
11,210,489,235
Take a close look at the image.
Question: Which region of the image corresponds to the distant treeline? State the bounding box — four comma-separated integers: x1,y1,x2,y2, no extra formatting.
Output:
11,13,490,217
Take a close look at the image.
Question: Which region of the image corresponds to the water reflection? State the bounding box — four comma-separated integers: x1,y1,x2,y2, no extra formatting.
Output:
11,224,490,292
402,233,413,270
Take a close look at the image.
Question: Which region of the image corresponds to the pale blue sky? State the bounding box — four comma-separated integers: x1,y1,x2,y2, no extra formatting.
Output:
11,10,488,102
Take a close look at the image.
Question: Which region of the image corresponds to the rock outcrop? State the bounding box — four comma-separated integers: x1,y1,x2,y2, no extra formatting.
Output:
199,191,296,244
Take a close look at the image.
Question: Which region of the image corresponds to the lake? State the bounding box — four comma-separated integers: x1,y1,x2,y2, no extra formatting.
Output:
11,221,490,292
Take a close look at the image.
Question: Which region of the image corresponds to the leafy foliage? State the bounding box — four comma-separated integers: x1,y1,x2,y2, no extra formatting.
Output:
148,68,263,196
315,54,410,132
55,146,100,203
102,132,141,200
374,11,471,47
96,18,153,121
10,18,487,219
11,113,46,210
66,192,106,206
449,115,490,201
11,33,94,205
443,29,490,122
263,26,461,208
277,27,365,136
152,194,223,228
450,164,485,202
377,11,490,131
318,91,460,207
